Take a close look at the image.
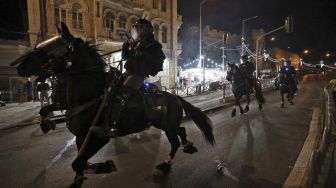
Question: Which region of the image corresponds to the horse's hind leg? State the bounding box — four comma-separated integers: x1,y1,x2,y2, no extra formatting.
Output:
178,127,198,154
156,132,180,174
280,91,285,108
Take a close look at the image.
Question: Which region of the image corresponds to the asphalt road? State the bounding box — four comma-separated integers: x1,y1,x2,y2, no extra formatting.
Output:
0,74,331,188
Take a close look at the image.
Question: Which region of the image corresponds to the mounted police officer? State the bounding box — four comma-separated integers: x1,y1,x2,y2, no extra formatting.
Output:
279,59,298,90
121,18,166,93
109,19,166,136
239,55,255,92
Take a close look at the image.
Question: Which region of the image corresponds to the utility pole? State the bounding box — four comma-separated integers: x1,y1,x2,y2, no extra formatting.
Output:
241,16,258,56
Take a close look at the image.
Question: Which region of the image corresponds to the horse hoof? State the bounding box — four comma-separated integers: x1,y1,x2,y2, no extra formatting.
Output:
40,120,55,133
239,107,244,115
244,106,249,113
69,173,87,188
86,160,117,174
72,157,87,174
280,103,284,108
290,101,294,105
156,162,171,174
258,104,262,110
231,109,236,117
183,143,198,154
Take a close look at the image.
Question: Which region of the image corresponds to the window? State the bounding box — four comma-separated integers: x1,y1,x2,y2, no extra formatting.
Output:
118,15,127,29
162,26,167,43
161,0,166,12
72,3,83,30
153,24,159,40
54,8,66,26
152,0,158,9
105,11,115,30
96,2,100,17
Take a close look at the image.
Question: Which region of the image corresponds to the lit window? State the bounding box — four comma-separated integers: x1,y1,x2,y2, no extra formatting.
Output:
72,3,83,30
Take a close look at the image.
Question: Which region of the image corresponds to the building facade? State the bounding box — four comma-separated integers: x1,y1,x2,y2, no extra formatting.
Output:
27,0,182,88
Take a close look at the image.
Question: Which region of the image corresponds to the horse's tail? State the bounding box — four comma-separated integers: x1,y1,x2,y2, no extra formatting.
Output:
177,96,215,145
255,80,265,104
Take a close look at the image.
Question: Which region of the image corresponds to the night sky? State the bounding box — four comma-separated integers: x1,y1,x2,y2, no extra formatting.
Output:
178,0,336,63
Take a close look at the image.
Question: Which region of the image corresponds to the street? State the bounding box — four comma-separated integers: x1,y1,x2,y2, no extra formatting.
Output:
0,74,330,188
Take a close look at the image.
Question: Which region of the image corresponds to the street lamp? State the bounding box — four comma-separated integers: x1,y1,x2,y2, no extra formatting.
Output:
200,0,209,92
241,16,258,56
303,49,309,55
326,52,331,57
270,37,276,41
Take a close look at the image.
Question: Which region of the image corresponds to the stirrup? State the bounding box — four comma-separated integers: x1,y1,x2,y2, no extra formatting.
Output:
109,128,118,137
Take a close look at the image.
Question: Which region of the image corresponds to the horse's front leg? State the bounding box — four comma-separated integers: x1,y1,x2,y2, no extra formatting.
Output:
39,103,59,133
244,94,250,113
156,132,181,174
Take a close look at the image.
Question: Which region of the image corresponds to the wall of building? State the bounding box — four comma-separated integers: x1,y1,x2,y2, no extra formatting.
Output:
26,0,182,88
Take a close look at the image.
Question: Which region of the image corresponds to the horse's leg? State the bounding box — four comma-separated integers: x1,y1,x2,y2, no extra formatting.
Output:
156,132,181,174
280,90,285,108
231,98,238,117
39,103,59,133
72,126,110,174
178,127,198,154
289,87,294,105
244,94,250,113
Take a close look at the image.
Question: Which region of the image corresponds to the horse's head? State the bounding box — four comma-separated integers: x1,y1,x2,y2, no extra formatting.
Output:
11,22,110,79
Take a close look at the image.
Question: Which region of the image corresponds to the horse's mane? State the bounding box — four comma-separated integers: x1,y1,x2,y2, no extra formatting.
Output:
82,40,106,66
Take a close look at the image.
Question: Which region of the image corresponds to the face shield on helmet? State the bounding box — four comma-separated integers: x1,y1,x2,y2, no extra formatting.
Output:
131,27,139,41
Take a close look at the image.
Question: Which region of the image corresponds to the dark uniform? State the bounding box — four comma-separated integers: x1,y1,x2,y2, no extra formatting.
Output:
239,55,255,91
279,65,298,91
121,19,165,90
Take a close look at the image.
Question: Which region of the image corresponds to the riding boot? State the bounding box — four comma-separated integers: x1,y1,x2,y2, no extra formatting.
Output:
109,86,139,137
72,127,110,173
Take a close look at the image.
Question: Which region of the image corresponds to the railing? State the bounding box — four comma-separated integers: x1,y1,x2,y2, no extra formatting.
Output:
283,81,336,188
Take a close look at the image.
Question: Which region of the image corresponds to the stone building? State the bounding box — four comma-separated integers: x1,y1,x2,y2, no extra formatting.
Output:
27,0,182,88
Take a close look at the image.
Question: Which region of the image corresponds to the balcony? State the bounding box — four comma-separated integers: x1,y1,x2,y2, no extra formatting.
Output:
106,0,145,9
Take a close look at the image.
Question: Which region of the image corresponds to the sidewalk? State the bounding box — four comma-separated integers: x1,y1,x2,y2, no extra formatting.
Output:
0,102,41,130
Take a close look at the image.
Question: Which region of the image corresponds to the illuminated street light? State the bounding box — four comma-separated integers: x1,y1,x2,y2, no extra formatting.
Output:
326,52,331,57
270,37,276,41
303,49,309,54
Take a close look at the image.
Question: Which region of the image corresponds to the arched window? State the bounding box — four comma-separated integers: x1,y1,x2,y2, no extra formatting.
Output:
153,24,159,41
72,3,83,30
161,0,167,12
162,26,167,43
54,0,66,26
105,11,115,30
118,15,127,29
152,0,158,9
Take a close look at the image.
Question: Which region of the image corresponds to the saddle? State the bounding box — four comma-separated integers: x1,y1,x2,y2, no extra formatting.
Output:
104,82,167,136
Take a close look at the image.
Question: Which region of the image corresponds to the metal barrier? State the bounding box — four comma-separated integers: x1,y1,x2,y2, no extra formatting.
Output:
283,82,336,188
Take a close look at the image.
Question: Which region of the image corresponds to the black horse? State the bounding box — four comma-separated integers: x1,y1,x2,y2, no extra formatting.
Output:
11,23,215,187
278,71,297,108
226,63,265,117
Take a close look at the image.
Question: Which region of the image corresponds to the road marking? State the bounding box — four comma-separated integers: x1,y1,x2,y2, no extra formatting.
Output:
46,136,76,170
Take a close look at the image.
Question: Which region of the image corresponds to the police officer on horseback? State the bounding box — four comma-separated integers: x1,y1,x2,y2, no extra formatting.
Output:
121,18,166,92
239,55,255,91
279,59,298,91
109,19,166,136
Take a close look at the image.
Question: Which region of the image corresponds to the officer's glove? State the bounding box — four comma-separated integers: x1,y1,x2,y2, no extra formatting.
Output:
122,42,136,60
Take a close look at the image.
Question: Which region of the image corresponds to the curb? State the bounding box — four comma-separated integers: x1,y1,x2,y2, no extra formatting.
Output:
282,108,321,188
